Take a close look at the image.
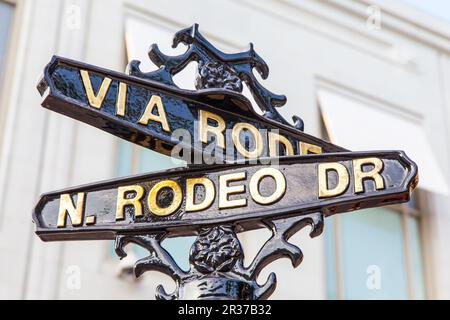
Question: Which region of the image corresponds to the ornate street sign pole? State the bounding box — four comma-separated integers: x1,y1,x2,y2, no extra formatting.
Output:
34,24,418,300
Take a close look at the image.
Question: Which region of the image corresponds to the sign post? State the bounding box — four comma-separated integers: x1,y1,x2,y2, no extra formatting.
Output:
34,24,418,300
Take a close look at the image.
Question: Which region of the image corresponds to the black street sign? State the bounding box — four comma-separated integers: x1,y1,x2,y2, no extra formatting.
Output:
33,151,417,241
38,56,345,163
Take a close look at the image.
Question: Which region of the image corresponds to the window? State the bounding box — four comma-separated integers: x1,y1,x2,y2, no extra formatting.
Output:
318,88,427,299
325,201,426,299
0,1,14,89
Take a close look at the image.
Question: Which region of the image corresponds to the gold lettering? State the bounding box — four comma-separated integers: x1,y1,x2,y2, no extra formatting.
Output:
300,142,322,155
353,157,385,193
318,163,349,198
116,82,127,117
232,123,264,158
199,110,226,149
80,70,112,109
185,177,215,212
148,180,182,216
219,172,247,209
250,168,286,205
116,185,144,220
138,95,171,132
268,132,294,157
57,193,85,228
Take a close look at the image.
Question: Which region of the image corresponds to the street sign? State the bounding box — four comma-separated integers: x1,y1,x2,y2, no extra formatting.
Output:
38,56,345,163
34,151,417,241
34,24,419,300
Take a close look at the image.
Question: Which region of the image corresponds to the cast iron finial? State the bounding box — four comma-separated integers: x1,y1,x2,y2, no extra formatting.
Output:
127,24,304,130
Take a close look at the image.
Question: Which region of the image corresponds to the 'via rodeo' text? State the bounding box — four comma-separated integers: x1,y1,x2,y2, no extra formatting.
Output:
38,57,346,162
33,151,417,241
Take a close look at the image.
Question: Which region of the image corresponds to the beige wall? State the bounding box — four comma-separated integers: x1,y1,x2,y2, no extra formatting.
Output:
0,0,450,299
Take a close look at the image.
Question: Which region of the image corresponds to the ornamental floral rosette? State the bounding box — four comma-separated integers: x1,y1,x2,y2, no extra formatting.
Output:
196,60,243,92
190,225,243,274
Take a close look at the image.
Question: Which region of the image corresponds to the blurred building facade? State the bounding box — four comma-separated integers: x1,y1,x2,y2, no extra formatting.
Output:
1,0,450,299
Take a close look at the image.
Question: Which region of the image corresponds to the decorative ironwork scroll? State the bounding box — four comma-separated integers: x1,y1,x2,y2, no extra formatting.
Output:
114,215,323,300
